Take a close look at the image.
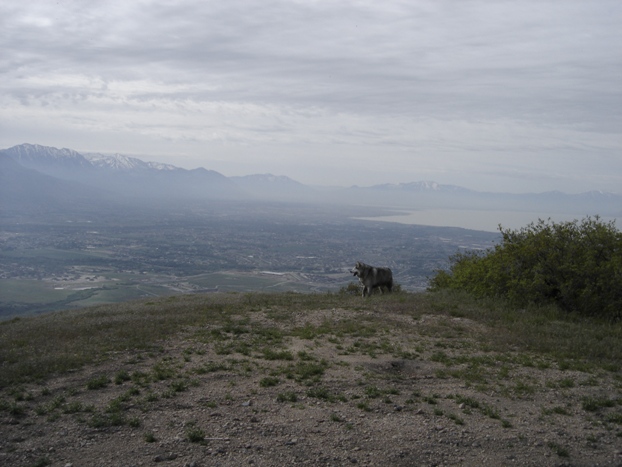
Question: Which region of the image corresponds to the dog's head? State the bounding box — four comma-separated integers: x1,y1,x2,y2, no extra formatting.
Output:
350,261,365,277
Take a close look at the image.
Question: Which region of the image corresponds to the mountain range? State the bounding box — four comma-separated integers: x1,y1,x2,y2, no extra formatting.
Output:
1,143,620,218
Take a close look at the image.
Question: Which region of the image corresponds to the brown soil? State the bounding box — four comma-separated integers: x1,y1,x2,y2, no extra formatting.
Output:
1,307,621,466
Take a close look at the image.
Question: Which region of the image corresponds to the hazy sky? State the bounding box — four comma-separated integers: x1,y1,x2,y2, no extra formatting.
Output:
1,1,621,193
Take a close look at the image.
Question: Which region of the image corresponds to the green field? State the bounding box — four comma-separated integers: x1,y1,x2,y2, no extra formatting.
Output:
187,272,337,293
0,271,343,318
0,279,74,303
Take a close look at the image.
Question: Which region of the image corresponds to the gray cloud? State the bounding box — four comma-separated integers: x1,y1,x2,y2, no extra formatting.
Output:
1,0,620,193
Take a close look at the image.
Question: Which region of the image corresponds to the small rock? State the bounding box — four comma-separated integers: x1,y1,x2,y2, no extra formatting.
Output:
154,453,178,462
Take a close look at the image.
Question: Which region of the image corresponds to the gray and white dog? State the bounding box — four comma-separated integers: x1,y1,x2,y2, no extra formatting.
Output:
350,261,393,297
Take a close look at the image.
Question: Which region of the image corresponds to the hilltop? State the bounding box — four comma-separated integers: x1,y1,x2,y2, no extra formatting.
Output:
1,291,621,466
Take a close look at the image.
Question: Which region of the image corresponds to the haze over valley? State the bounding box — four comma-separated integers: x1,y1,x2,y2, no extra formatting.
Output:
1,143,619,317
3,144,619,222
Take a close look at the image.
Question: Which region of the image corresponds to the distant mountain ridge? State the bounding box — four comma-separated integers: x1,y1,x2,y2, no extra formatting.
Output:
1,143,620,218
0,151,115,215
230,173,316,200
83,152,179,171
349,181,621,216
4,143,93,172
365,181,472,193
1,143,243,202
4,143,84,162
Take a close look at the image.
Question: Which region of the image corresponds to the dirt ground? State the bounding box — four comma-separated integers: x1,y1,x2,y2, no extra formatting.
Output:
1,306,621,467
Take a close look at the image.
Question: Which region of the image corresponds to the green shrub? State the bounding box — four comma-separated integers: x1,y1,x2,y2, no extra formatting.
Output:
339,282,363,295
186,425,205,443
114,370,131,385
86,375,110,390
429,217,622,320
276,391,298,403
259,376,280,387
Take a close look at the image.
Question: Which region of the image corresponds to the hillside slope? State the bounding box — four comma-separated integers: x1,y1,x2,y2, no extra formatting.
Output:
1,292,621,466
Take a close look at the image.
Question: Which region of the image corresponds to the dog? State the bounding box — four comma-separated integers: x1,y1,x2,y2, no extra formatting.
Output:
350,261,393,297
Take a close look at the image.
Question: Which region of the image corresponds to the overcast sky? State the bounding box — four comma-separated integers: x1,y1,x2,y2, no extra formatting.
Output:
1,0,621,193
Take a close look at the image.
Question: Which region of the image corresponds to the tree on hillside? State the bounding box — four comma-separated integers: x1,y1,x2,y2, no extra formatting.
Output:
429,217,622,320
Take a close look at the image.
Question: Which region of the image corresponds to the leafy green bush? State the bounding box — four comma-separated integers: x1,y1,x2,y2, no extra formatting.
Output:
429,217,622,320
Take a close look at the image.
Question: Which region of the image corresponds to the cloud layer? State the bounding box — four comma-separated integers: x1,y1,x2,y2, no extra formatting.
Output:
1,0,621,192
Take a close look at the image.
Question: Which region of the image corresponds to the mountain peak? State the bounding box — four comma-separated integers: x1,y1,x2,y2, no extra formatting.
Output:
0,143,243,201
84,153,148,170
83,153,181,172
2,143,92,170
6,143,83,159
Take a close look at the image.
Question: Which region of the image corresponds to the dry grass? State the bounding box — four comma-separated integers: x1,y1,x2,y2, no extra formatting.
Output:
1,290,621,390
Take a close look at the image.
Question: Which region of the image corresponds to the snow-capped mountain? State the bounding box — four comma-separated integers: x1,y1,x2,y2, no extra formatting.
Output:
3,144,180,173
84,152,179,171
3,143,84,161
1,143,242,201
3,143,93,173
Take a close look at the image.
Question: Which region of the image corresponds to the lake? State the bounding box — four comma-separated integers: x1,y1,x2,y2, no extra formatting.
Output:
356,209,620,232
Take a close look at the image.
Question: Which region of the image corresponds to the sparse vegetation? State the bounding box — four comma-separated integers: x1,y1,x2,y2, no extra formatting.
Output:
1,290,621,465
276,391,298,403
86,375,110,390
259,376,280,388
185,424,206,443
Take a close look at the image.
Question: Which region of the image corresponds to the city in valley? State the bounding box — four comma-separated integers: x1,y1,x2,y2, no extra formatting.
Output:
0,200,498,318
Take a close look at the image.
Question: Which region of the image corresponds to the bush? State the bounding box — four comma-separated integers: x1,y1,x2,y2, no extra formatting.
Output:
339,282,363,295
429,217,622,320
339,282,402,296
